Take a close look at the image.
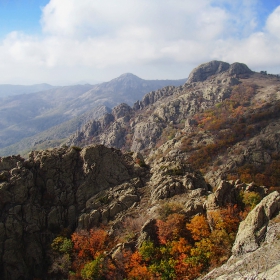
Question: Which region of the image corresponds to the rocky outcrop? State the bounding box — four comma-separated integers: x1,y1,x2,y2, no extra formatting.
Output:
137,219,159,248
187,61,230,83
202,192,280,280
149,157,209,202
133,86,177,110
232,191,280,255
0,145,147,280
67,60,253,154
187,60,252,84
112,103,132,119
79,178,142,229
205,179,268,211
228,62,253,75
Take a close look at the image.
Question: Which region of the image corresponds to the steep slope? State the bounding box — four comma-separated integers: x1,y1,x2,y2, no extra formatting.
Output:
202,192,280,280
0,145,208,279
0,75,186,154
0,146,144,279
67,61,280,188
0,105,111,157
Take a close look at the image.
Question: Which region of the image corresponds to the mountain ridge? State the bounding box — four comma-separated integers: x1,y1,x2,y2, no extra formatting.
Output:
0,74,186,156
0,83,56,98
1,60,280,279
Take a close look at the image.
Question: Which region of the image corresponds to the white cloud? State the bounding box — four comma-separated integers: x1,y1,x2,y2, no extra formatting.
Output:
0,0,280,85
266,6,280,38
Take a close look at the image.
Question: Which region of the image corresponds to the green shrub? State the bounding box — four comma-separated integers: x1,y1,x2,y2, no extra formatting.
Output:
51,236,73,254
81,256,104,280
239,191,262,209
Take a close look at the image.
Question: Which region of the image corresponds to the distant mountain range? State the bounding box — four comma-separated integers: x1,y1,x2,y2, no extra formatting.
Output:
0,74,187,156
0,83,56,98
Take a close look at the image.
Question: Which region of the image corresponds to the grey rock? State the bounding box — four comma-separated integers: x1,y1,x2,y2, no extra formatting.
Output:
137,219,159,248
228,62,253,75
187,61,230,83
232,191,280,256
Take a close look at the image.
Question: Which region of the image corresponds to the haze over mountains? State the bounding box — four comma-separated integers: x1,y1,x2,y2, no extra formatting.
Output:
0,74,186,156
0,83,56,98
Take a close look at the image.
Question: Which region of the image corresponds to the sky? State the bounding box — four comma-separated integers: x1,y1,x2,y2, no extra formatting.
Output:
0,0,279,85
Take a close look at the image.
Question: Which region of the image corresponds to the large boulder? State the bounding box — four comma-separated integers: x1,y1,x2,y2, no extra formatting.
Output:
228,62,253,75
187,61,230,83
232,191,280,255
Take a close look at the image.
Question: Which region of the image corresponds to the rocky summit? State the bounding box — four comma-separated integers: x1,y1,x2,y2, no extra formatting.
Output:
1,60,280,279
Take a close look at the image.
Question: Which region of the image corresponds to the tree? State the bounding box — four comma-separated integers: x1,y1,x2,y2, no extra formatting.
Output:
157,213,186,245
186,214,210,241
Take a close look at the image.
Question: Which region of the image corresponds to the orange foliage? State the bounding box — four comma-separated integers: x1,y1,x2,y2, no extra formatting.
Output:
157,213,186,245
123,251,152,279
71,229,107,260
186,215,211,241
207,205,240,233
170,238,192,279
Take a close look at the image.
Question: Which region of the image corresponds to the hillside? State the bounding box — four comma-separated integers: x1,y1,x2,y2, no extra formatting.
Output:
0,83,56,98
0,61,280,279
67,61,280,188
0,75,186,156
0,105,111,157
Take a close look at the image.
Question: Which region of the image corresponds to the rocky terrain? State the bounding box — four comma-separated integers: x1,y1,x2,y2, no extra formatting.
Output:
67,61,280,187
0,60,280,279
0,74,186,156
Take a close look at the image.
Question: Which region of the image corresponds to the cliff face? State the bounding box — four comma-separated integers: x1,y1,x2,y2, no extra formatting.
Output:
0,145,210,279
0,146,146,279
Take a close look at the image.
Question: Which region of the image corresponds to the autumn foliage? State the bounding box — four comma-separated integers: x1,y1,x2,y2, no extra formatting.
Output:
49,203,250,279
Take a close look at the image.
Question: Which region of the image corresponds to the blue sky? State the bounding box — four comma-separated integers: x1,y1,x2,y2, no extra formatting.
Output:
0,0,279,85
0,0,48,38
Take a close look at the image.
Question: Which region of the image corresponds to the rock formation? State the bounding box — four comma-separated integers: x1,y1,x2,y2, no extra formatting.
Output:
202,192,280,279
0,145,147,279
1,60,280,279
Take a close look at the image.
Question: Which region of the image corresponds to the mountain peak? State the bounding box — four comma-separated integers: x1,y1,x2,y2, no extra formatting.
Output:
187,60,252,83
115,73,142,81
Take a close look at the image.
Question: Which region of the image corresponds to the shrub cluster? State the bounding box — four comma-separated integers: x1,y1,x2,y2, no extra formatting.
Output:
49,204,246,279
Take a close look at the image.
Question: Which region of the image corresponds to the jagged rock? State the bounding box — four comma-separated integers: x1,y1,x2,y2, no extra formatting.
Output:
202,206,280,280
206,180,268,211
228,62,253,75
215,180,236,205
0,155,24,171
1,60,280,279
133,86,176,110
184,197,205,218
0,144,145,279
112,103,132,119
151,178,186,201
119,194,139,207
232,191,280,256
150,158,208,202
137,219,159,248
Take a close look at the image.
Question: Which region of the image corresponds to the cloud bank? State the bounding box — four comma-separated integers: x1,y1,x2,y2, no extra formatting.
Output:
0,0,280,85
